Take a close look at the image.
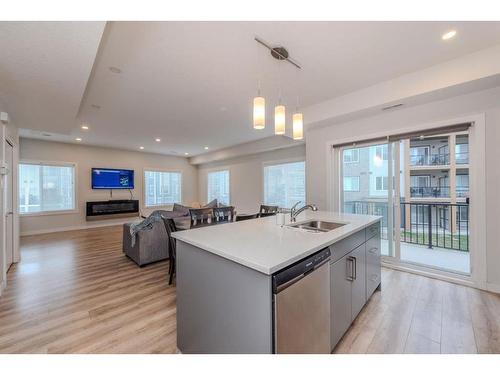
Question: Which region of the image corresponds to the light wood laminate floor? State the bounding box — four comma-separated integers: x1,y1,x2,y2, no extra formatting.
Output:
0,226,499,354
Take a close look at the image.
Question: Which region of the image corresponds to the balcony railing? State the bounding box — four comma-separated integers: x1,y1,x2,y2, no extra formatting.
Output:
409,153,449,166
344,200,469,252
456,186,469,198
401,202,469,252
456,151,469,165
410,186,450,198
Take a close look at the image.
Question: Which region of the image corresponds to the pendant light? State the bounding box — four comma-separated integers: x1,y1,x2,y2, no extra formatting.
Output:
292,66,303,140
274,104,286,135
292,112,303,140
253,95,265,130
274,64,286,135
252,37,303,137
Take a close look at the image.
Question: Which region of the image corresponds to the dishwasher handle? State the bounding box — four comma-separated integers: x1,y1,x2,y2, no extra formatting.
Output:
272,247,331,294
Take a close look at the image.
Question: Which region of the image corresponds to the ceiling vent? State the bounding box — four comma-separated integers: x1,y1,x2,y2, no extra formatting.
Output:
381,103,404,111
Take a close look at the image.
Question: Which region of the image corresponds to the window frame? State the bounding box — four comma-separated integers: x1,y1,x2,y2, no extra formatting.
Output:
142,168,183,208
343,176,360,192
374,175,389,191
410,174,431,188
342,148,359,164
262,158,306,209
374,145,389,161
206,168,231,206
19,160,78,217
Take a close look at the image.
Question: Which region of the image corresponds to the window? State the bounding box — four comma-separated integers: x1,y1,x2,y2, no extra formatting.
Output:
19,162,75,214
375,176,388,191
264,161,305,209
343,176,360,192
343,148,359,163
455,143,469,164
410,146,430,165
375,145,388,161
144,170,181,207
410,175,430,188
207,170,230,205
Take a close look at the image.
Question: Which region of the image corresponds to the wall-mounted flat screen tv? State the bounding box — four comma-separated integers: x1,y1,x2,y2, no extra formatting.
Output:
91,168,134,189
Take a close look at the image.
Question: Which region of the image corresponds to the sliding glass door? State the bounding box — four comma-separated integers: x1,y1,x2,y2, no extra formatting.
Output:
340,142,398,257
338,128,471,276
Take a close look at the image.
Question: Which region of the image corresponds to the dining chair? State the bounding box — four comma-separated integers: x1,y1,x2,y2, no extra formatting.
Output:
213,206,235,223
161,216,178,285
235,213,260,222
259,204,279,214
259,212,277,218
189,208,214,228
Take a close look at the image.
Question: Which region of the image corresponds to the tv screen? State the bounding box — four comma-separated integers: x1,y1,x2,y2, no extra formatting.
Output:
92,168,134,189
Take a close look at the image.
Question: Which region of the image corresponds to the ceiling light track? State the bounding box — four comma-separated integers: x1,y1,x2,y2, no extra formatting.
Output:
254,37,302,70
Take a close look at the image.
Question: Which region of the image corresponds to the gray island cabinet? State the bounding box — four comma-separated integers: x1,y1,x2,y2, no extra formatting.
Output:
172,211,381,354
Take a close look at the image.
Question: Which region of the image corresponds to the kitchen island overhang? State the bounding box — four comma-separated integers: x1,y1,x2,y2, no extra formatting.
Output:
172,211,382,354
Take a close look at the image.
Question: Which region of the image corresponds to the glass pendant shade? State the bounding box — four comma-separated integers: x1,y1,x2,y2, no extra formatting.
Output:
253,96,265,130
274,105,286,135
292,112,304,140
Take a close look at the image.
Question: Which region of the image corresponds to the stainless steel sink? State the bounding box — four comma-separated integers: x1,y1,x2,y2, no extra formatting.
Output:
288,220,347,233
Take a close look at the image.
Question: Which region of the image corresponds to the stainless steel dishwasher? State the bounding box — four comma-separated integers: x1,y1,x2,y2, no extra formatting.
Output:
272,248,331,354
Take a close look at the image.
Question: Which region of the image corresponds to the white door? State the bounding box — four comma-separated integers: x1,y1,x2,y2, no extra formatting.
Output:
5,140,14,272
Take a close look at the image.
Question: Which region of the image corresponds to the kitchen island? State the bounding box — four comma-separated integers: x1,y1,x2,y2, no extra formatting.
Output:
172,211,381,354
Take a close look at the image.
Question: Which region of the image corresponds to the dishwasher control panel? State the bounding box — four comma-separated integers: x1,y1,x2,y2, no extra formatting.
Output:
272,247,331,294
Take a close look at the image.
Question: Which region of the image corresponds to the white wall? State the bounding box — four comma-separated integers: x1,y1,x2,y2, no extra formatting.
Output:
305,85,500,288
0,117,20,295
19,138,198,235
197,145,306,214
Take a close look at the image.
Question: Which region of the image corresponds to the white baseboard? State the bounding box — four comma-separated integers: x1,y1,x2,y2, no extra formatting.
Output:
20,218,137,236
382,261,475,288
486,282,500,294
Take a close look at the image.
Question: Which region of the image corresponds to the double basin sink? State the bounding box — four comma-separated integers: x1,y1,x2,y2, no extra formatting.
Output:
288,220,346,233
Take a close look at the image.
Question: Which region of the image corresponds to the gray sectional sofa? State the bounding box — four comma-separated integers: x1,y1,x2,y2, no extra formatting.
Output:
122,200,218,266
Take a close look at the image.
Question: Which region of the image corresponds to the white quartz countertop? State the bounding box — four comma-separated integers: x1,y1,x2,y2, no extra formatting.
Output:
172,211,381,275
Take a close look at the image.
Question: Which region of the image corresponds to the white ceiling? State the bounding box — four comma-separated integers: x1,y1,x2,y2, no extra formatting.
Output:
4,21,500,156
0,21,105,133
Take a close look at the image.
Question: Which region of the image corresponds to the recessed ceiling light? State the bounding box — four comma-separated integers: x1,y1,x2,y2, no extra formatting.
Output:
109,66,122,74
75,138,82,142
442,30,457,40
81,125,89,130
204,146,209,150
184,152,189,156
155,138,161,142
139,146,144,150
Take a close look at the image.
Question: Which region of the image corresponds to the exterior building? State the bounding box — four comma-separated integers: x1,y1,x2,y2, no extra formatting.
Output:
342,131,469,251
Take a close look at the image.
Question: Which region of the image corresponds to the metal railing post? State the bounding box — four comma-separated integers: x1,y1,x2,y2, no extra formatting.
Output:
428,204,433,249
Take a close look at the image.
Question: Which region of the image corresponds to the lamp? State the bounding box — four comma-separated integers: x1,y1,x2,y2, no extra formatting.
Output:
253,96,265,130
274,105,286,135
292,112,303,140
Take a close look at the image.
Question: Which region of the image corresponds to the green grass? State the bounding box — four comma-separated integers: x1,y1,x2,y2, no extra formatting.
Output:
400,231,469,252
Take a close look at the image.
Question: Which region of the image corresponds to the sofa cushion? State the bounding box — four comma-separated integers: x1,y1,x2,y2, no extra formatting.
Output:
173,203,191,216
203,199,218,208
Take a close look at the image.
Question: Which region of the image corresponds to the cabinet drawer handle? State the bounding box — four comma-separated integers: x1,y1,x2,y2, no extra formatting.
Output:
346,257,355,281
368,247,378,254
